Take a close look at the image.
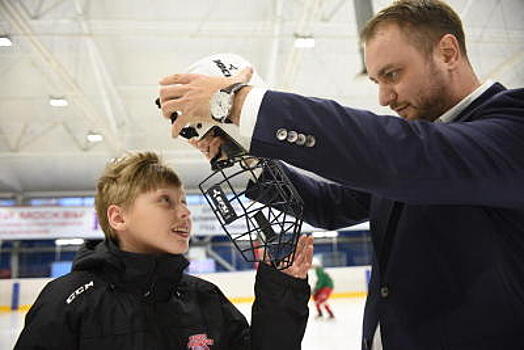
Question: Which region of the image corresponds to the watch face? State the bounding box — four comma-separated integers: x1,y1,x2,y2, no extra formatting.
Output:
210,91,232,121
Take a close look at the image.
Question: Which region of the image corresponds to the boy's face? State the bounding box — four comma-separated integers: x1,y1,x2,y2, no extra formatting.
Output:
113,185,192,255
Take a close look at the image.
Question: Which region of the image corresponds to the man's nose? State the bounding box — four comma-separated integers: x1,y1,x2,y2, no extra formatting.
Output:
378,84,396,107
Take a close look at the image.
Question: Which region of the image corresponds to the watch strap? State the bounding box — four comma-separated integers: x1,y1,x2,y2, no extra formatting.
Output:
221,82,248,94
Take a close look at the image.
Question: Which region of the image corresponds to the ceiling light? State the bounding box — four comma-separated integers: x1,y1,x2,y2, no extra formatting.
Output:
55,238,85,246
86,132,103,143
49,97,68,107
294,35,315,49
0,36,12,47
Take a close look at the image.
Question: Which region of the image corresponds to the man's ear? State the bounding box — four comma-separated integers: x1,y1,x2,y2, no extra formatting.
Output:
436,34,460,69
107,204,127,232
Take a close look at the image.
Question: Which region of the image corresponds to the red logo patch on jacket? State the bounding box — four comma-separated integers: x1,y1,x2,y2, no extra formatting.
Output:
187,333,214,350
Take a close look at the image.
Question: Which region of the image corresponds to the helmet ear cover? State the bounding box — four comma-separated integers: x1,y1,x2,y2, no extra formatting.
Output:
199,155,304,270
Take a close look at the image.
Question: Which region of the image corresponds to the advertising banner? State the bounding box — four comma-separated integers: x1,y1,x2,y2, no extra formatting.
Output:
0,205,367,240
0,207,102,240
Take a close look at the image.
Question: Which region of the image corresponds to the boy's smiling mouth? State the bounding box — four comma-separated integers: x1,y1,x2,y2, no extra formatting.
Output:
171,227,190,238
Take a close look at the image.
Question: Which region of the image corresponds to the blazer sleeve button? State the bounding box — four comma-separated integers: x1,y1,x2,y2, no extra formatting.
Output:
296,133,306,146
287,131,298,143
276,128,288,141
305,135,316,147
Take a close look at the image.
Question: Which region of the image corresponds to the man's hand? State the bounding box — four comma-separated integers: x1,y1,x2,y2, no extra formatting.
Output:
158,67,253,138
188,133,226,161
280,235,314,279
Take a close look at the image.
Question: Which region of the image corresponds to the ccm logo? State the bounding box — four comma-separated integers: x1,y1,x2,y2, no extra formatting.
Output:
212,59,238,77
66,281,94,304
207,185,237,224
211,188,230,215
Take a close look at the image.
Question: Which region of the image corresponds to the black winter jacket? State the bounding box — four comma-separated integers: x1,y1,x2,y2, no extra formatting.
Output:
15,240,310,350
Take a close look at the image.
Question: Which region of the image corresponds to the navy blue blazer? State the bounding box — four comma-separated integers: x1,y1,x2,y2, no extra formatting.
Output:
249,83,524,349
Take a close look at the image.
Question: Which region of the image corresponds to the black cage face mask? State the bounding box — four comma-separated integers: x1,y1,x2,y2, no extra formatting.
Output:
199,155,304,270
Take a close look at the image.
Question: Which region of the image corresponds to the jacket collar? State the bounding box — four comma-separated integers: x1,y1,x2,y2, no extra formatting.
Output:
452,82,506,122
75,240,190,301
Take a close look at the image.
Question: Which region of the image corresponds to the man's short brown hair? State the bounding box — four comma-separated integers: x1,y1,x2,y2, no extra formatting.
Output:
95,151,181,242
361,0,468,59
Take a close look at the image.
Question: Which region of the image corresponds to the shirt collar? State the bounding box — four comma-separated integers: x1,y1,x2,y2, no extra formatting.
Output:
437,80,495,123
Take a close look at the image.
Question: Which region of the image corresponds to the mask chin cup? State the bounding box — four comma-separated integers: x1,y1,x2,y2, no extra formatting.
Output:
199,155,304,270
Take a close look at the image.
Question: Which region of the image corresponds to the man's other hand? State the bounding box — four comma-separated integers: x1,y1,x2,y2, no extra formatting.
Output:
188,133,226,161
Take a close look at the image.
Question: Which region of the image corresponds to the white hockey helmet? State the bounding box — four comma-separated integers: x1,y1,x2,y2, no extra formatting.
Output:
185,53,266,88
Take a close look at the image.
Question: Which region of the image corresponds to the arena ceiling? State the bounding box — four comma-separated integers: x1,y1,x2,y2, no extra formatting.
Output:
1,0,523,196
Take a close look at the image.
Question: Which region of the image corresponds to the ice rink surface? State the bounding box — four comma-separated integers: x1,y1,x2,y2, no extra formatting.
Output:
1,297,365,349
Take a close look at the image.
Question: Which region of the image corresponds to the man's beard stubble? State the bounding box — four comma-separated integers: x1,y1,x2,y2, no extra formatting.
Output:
414,63,453,122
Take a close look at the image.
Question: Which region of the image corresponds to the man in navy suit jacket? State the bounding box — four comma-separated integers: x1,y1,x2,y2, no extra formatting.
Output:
158,1,524,349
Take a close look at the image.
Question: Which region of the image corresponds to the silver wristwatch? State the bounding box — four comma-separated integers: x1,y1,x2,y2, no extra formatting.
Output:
210,82,247,123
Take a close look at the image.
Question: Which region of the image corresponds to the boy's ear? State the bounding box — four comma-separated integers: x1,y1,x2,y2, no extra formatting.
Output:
107,204,127,232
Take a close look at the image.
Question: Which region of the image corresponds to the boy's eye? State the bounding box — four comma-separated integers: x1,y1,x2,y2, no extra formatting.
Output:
160,195,171,204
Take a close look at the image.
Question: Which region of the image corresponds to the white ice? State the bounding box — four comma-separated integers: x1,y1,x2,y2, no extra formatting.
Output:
1,297,365,350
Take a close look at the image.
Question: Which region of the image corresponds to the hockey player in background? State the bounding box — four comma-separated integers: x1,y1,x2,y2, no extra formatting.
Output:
312,260,335,320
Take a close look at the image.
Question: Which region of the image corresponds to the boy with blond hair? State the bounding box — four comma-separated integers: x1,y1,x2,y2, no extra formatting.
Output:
15,151,313,350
